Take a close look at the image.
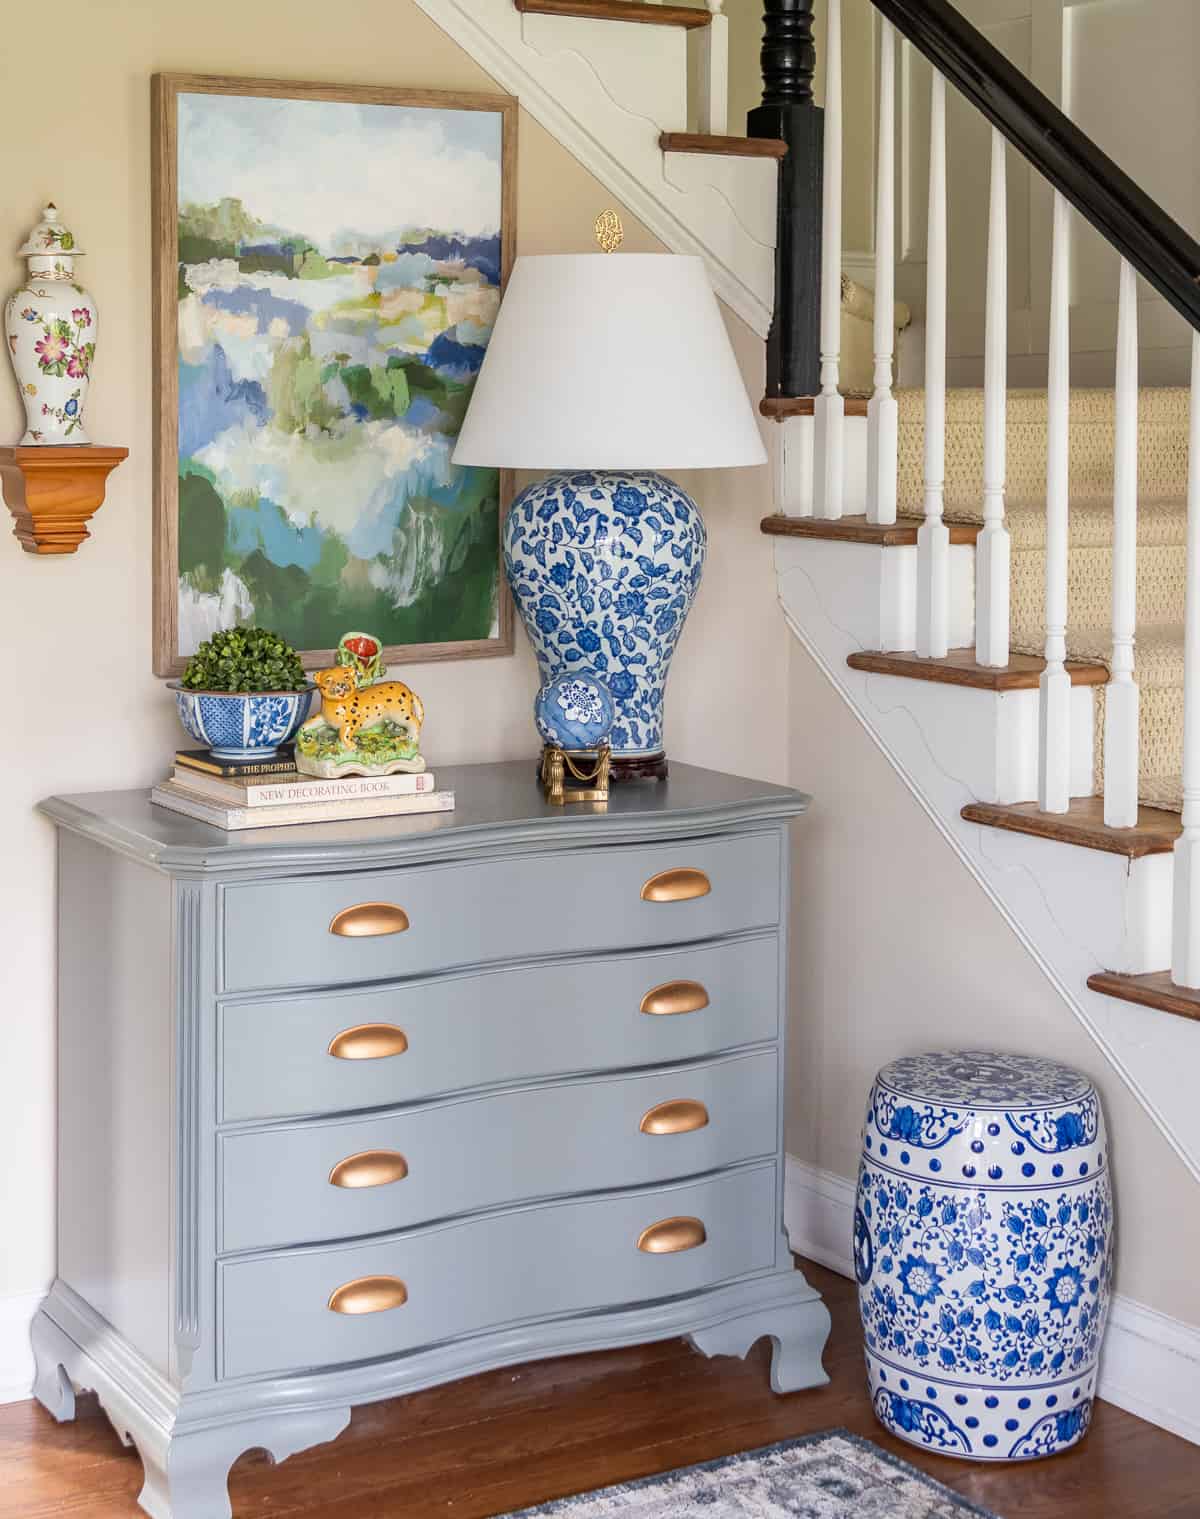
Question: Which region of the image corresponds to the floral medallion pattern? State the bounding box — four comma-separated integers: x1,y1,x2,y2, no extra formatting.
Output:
857,1051,1112,1463
534,673,616,750
503,471,706,757
877,1051,1091,1110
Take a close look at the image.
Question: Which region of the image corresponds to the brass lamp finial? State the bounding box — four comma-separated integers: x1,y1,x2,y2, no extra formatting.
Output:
594,209,624,254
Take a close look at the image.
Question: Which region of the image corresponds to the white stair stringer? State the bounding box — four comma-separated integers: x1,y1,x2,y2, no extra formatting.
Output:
773,534,1200,1186
411,0,777,336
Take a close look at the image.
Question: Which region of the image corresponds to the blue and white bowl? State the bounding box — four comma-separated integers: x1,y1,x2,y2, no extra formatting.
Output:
169,683,314,762
856,1051,1113,1463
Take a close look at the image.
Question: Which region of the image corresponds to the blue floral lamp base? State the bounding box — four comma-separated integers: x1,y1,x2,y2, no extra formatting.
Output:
856,1051,1113,1463
503,470,706,777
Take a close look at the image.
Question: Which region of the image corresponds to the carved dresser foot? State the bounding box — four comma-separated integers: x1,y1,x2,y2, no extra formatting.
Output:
688,1295,833,1394
30,1312,76,1422
137,1409,351,1519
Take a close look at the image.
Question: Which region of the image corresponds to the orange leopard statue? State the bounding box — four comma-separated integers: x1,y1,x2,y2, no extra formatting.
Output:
305,664,425,751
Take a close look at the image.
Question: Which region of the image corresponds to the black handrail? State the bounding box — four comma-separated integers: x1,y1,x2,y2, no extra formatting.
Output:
869,0,1200,333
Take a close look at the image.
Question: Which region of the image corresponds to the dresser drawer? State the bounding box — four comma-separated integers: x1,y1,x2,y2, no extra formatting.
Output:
220,832,780,994
220,1048,778,1252
219,934,778,1123
219,1163,777,1379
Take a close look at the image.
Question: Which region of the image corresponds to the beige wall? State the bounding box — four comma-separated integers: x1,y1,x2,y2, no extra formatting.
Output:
785,641,1200,1321
0,0,787,1306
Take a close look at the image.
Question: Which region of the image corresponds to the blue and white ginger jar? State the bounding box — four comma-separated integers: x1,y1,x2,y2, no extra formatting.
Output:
855,1051,1112,1462
534,673,615,750
503,471,706,759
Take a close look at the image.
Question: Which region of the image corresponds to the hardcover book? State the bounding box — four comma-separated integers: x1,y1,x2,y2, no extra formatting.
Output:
151,781,455,832
171,768,437,809
175,747,296,778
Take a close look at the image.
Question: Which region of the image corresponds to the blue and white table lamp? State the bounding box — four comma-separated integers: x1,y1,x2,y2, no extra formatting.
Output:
452,225,766,778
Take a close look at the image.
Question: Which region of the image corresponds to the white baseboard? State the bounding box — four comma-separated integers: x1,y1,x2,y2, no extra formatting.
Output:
0,1289,44,1406
784,1155,1200,1447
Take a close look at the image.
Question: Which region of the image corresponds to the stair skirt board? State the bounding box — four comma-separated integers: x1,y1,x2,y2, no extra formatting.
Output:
782,1157,1200,1449
773,539,1200,1188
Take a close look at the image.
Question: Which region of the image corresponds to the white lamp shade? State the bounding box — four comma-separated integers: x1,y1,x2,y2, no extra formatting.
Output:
452,253,766,471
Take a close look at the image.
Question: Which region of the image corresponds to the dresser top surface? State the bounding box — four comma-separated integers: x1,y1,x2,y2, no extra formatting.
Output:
39,759,808,876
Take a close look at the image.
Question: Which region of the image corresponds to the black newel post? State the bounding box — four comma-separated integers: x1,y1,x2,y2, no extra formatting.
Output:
749,0,822,398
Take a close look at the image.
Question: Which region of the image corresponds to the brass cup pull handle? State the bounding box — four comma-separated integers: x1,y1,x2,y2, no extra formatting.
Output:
327,1275,408,1315
327,1023,409,1061
329,902,410,937
637,1216,707,1254
639,980,709,1017
328,1150,409,1189
640,1099,709,1136
640,867,711,903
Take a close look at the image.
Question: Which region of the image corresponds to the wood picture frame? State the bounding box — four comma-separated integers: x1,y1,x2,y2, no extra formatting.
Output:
151,73,517,677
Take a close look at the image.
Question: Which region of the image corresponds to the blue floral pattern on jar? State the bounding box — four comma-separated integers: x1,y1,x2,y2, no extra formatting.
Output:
502,471,706,757
856,1051,1113,1463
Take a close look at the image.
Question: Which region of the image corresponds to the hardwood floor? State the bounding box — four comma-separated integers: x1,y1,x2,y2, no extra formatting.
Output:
3,1262,1198,1518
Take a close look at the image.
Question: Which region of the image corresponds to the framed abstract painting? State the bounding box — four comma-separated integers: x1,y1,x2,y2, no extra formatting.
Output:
151,74,516,675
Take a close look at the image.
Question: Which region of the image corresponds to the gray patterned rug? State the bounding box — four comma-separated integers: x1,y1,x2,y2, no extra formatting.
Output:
501,1431,1002,1518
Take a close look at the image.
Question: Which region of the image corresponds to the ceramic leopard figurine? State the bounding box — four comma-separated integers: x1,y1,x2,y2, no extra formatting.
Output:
305,665,425,750
294,631,427,778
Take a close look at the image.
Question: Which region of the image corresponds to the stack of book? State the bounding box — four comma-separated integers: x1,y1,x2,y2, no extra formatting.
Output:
152,748,454,830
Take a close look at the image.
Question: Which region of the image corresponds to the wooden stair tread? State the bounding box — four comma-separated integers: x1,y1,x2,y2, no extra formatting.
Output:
514,0,711,27
761,513,979,547
847,648,1108,691
1086,970,1200,1022
960,797,1180,859
760,396,870,419
659,133,788,160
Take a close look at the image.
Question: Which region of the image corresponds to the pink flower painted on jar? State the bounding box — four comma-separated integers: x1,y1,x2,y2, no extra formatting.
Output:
66,347,90,378
71,307,91,328
35,331,68,369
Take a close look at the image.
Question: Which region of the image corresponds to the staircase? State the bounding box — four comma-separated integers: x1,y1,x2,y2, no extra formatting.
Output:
416,0,1200,1184
762,0,1200,1181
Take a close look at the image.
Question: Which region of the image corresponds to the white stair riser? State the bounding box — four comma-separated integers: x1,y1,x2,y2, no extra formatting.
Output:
519,12,687,131
773,538,972,653
975,822,1172,976
661,152,779,251
774,414,868,519
850,671,1093,807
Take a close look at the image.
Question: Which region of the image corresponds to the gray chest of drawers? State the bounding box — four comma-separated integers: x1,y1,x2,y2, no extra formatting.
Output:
33,761,829,1519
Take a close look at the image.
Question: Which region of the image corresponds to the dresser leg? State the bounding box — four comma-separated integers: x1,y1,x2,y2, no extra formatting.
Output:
30,1312,76,1422
687,1296,832,1394
137,1408,352,1519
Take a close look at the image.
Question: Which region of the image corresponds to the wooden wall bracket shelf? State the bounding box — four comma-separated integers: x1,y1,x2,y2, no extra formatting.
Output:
0,445,128,555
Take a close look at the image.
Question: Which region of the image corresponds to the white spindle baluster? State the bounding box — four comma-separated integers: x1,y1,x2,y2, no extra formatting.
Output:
1104,259,1140,828
1039,191,1073,813
866,19,897,526
698,1,729,136
1172,332,1200,985
917,69,949,657
976,128,1010,666
813,0,844,519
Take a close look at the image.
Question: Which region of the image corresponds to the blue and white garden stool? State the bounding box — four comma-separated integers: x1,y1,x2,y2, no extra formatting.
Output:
855,1051,1113,1462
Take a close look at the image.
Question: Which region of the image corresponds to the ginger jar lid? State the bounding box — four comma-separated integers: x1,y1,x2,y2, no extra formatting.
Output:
18,204,84,259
